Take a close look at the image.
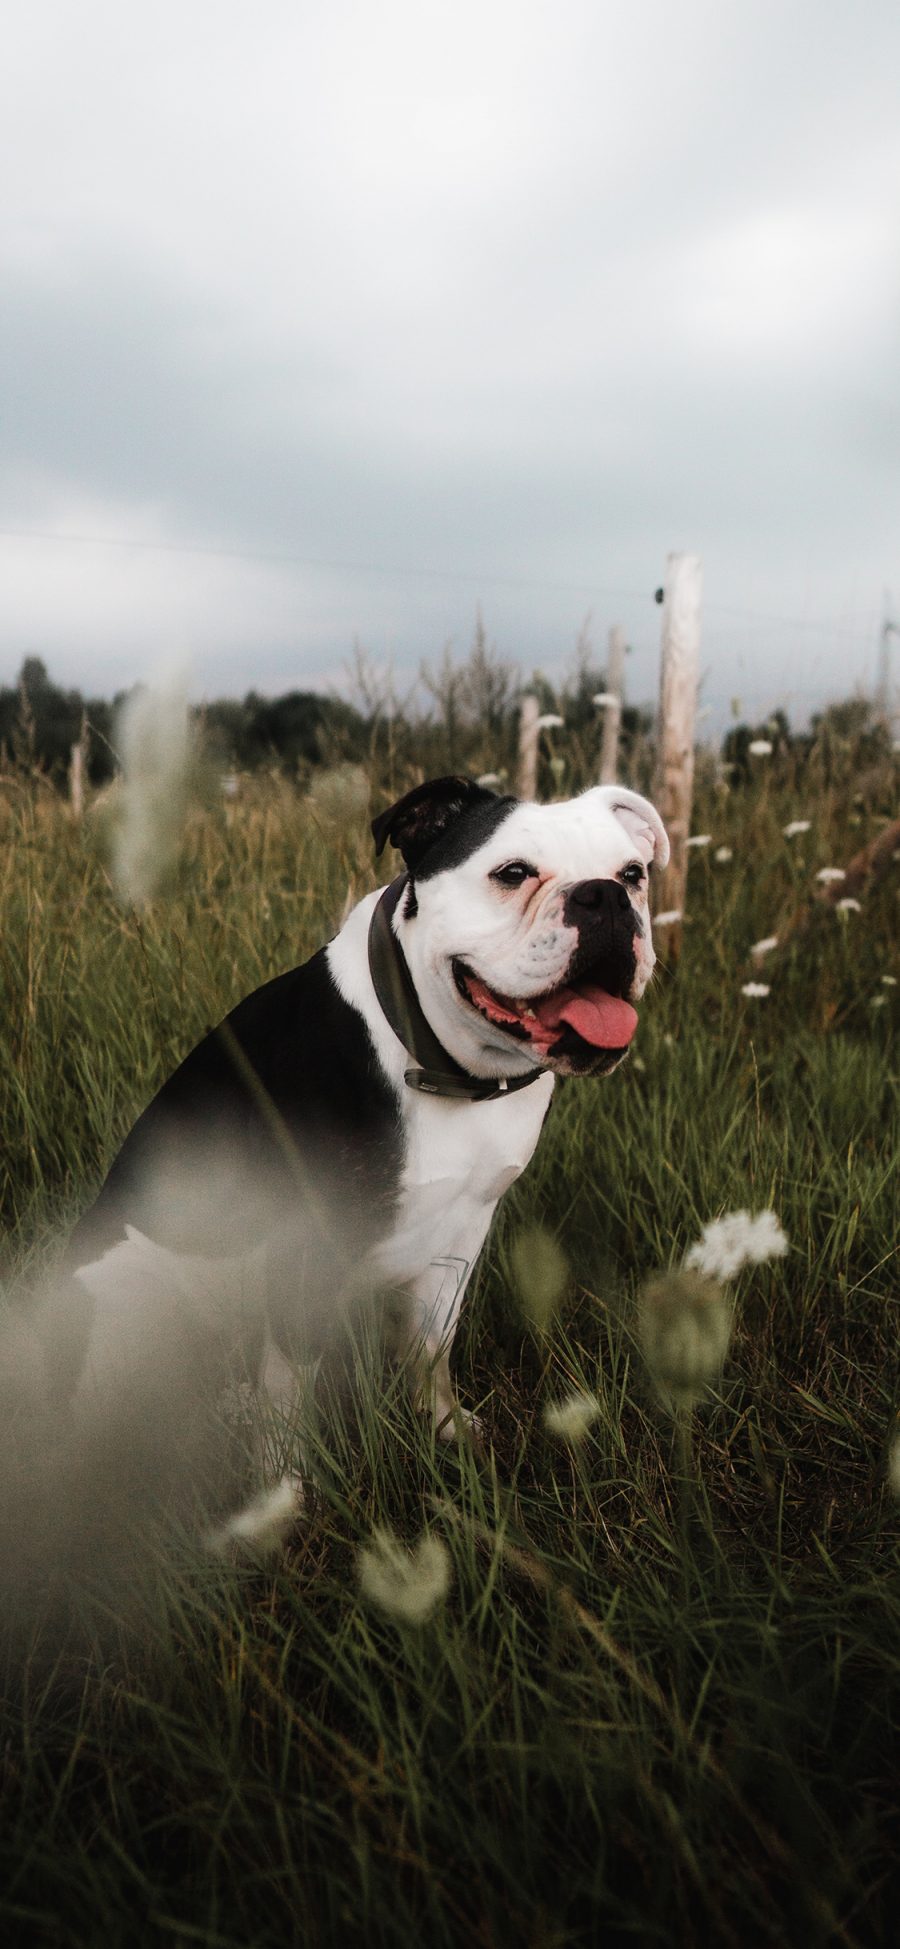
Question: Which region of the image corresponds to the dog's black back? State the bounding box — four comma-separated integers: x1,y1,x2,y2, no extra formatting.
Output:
61,949,403,1370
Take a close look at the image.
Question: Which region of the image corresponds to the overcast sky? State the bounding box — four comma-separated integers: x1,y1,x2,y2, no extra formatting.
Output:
2,0,898,727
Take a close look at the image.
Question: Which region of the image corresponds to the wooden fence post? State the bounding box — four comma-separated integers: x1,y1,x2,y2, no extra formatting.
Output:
598,624,626,784
517,693,540,800
652,554,702,957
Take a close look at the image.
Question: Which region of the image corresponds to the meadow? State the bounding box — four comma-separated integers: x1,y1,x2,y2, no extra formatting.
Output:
0,726,897,1946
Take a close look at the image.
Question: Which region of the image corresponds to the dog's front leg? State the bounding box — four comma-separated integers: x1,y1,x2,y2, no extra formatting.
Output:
257,1332,317,1507
392,1255,481,1443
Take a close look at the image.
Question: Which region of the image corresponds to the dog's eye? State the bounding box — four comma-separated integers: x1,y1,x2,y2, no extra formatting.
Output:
620,862,645,888
491,860,538,889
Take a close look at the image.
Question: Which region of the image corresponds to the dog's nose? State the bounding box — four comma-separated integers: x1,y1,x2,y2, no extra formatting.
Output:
568,878,632,915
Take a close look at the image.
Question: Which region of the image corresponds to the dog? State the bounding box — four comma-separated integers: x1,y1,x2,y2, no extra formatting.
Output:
61,774,668,1467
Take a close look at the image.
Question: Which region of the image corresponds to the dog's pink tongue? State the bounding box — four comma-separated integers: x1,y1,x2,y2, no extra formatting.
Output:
531,983,638,1049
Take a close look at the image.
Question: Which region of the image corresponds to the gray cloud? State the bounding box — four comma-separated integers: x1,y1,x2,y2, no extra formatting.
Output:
1,1,898,722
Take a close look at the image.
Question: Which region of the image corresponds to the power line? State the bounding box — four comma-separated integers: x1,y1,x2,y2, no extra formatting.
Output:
0,524,646,603
0,523,879,645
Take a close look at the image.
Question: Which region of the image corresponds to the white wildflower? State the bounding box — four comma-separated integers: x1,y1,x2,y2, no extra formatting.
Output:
881,974,897,987
205,1477,299,1558
836,898,862,914
748,739,773,756
714,846,733,863
537,713,565,730
113,663,192,903
638,1269,734,1410
871,994,887,1009
751,936,779,959
741,982,771,998
592,691,617,707
654,909,682,927
358,1528,451,1625
685,834,712,848
544,1391,601,1442
816,867,846,884
685,1210,788,1283
783,819,811,837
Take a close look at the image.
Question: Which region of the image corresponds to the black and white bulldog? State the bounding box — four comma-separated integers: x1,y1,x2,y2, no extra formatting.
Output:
64,775,668,1454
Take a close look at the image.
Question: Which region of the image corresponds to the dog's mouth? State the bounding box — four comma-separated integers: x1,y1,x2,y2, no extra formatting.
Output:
452,957,638,1057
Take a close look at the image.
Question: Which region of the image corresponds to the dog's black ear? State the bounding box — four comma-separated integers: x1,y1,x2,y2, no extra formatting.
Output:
371,775,502,870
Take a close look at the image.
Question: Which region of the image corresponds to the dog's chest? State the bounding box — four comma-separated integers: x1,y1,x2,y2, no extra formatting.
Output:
373,1079,554,1292
326,897,554,1290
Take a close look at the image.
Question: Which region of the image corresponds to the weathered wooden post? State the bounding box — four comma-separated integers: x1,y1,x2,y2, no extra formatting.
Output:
598,623,626,784
652,554,702,958
517,692,540,800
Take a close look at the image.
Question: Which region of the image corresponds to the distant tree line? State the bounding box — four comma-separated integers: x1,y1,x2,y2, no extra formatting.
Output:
1,625,890,798
0,655,370,787
0,617,652,793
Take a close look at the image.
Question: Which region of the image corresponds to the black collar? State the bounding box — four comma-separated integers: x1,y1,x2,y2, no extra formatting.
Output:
367,877,544,1102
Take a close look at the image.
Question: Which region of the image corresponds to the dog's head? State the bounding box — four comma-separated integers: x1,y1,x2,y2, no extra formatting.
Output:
372,776,669,1079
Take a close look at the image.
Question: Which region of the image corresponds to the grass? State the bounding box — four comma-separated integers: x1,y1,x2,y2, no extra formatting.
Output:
0,744,898,1945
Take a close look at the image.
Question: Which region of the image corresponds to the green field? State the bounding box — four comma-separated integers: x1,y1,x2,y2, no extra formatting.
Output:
0,735,897,1946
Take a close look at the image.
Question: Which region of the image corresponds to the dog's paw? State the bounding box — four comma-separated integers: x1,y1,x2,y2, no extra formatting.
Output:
434,1404,486,1450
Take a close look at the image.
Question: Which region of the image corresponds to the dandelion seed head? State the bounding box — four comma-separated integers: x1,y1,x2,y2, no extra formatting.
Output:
685,833,712,848
537,713,565,730
741,982,771,998
543,1391,601,1442
592,692,617,707
871,994,887,1009
510,1226,569,1332
750,936,779,959
685,1209,788,1282
880,974,897,987
308,763,370,821
816,867,846,884
205,1477,298,1557
638,1269,734,1410
714,846,733,863
836,897,862,914
748,739,773,756
358,1528,451,1624
783,819,811,837
113,663,192,904
654,909,682,927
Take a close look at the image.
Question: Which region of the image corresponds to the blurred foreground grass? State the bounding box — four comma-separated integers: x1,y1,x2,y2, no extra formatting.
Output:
0,746,897,1945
